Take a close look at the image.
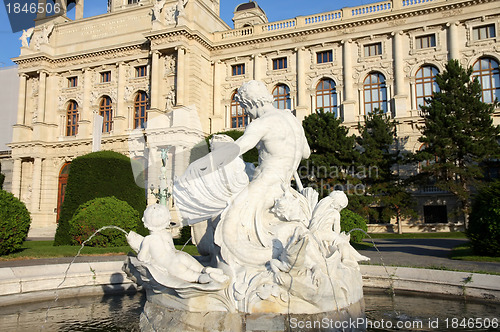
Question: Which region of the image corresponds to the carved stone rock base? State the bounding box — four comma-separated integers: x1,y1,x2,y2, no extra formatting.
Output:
139,294,366,332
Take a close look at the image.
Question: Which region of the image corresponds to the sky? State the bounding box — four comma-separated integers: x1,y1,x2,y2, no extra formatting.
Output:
0,0,377,67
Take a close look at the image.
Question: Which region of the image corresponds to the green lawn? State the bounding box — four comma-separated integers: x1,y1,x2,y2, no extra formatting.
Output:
450,242,500,263
366,232,467,239
0,240,199,261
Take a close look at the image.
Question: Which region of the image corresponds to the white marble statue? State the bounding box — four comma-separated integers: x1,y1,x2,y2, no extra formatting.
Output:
127,204,228,288
152,0,166,21
126,80,368,322
41,24,54,44
19,28,34,48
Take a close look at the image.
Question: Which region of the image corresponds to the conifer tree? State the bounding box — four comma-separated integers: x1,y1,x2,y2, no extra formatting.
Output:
355,109,414,230
300,109,360,198
413,59,500,227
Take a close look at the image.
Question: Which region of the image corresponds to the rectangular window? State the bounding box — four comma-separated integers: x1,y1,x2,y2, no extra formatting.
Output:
67,76,77,88
231,64,245,76
423,205,448,224
100,71,111,83
272,57,287,70
317,50,333,64
363,42,382,57
135,65,147,77
416,34,436,49
128,0,139,4
473,24,496,40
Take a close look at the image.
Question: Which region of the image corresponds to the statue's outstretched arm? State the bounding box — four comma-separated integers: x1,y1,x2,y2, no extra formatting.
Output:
234,120,265,155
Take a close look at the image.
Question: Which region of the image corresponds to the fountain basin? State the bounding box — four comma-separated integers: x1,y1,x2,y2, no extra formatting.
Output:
1,260,498,306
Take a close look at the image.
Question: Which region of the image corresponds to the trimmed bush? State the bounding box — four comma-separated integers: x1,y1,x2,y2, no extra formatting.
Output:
0,190,31,255
54,150,147,246
68,197,140,247
467,181,500,257
340,209,368,243
173,225,192,246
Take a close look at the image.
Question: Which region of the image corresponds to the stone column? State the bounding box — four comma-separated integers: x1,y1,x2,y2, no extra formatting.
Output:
11,159,22,198
37,71,47,123
31,158,42,211
17,74,27,125
342,39,356,122
393,30,408,118
80,68,92,137
115,62,126,132
296,47,308,120
448,22,460,60
44,74,58,125
212,60,223,131
151,51,161,110
117,62,125,117
253,53,262,81
343,40,354,101
176,47,185,106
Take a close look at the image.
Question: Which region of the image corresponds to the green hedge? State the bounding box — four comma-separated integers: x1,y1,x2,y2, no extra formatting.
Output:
68,197,140,247
54,150,147,246
467,181,500,257
0,190,31,255
340,209,368,243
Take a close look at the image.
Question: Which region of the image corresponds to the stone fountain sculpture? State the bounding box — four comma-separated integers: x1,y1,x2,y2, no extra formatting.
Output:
125,80,368,331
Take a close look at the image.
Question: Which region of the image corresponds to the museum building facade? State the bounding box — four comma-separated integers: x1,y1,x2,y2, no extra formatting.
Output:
10,0,500,236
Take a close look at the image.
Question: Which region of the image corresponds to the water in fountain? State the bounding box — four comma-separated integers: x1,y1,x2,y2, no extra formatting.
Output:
43,225,129,327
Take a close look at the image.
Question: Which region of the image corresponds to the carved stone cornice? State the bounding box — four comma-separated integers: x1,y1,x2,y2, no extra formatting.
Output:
13,45,146,70
146,28,213,51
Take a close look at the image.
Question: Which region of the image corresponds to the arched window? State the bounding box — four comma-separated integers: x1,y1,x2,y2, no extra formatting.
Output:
99,96,113,133
363,72,388,114
230,91,248,128
472,57,500,103
272,84,291,110
415,65,440,109
57,162,71,221
134,91,148,129
316,78,338,116
66,100,79,136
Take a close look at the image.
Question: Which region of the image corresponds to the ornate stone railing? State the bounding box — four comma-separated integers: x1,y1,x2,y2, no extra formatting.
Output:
402,0,438,7
215,0,449,42
304,10,342,25
350,1,392,17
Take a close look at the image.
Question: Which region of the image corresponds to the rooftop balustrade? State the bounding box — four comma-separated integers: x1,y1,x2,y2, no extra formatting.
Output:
215,0,447,42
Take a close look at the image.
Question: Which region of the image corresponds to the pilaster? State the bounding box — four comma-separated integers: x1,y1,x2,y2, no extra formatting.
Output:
115,62,127,133
11,159,22,198
448,22,460,60
176,47,186,106
211,60,223,132
342,39,356,122
80,68,92,137
31,158,42,212
151,50,161,111
16,74,27,125
393,30,408,118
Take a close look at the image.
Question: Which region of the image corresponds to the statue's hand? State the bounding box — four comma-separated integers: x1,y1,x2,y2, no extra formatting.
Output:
127,231,143,252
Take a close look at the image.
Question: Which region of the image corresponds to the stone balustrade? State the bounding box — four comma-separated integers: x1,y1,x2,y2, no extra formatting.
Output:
215,0,449,42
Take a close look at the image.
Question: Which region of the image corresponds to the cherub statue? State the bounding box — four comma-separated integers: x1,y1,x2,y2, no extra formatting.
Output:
127,204,228,284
